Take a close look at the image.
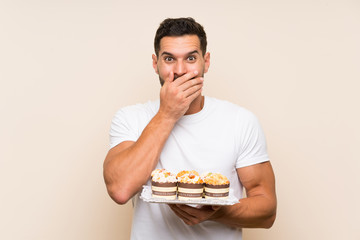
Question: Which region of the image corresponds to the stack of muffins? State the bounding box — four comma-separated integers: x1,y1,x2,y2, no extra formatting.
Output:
151,169,230,200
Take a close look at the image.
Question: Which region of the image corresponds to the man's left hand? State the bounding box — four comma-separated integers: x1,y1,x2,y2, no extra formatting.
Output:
168,204,221,225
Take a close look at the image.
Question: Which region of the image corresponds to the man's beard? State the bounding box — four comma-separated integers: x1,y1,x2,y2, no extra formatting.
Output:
158,70,205,86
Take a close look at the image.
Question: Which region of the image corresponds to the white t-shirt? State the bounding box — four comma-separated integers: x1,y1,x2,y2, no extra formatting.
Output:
110,96,269,240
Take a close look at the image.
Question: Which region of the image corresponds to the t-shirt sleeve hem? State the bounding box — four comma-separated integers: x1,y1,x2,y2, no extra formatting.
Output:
109,137,137,149
236,155,270,169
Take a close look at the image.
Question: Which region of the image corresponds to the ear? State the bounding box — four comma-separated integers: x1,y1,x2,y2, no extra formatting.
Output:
204,52,210,73
152,54,159,74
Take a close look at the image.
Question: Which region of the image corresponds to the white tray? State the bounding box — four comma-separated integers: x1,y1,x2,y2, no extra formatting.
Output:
140,185,239,206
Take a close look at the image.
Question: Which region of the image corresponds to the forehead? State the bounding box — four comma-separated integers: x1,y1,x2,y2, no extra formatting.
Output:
159,35,202,55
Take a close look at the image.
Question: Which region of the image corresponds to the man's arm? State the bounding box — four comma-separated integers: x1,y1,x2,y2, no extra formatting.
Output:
103,114,176,205
213,161,277,228
103,71,203,205
169,161,277,228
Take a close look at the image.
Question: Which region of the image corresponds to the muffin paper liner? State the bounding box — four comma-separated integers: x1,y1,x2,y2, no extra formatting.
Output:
140,185,238,206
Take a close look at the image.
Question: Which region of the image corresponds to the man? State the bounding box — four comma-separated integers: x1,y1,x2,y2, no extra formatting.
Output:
103,17,276,239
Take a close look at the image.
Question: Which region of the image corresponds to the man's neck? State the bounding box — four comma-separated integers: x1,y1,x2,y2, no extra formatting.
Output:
184,95,204,115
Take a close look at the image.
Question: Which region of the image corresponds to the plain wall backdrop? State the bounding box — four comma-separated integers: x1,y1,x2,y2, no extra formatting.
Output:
1,0,359,239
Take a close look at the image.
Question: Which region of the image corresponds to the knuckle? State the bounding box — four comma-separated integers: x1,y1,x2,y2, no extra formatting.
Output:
171,88,178,95
178,91,185,99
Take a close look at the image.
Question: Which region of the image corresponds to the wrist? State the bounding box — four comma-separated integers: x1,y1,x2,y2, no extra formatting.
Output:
156,109,180,124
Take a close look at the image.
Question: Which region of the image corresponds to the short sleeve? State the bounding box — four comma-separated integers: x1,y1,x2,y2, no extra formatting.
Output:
109,109,138,149
235,110,269,168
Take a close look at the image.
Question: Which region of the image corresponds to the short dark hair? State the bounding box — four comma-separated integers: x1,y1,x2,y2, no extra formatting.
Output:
154,17,207,56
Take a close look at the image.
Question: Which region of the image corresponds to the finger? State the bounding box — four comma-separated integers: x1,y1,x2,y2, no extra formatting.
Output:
175,204,199,218
174,204,213,225
176,204,201,215
165,71,174,83
176,204,216,220
183,83,203,99
173,210,193,225
178,77,204,92
168,205,194,225
173,70,199,87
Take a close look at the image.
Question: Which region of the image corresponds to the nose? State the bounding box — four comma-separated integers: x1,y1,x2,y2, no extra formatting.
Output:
174,61,187,78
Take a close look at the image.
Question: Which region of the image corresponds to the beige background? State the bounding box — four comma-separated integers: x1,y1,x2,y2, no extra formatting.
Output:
1,0,359,239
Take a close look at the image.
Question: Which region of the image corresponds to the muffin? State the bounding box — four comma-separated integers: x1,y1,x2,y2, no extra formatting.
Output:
203,173,230,199
151,169,177,200
177,170,204,200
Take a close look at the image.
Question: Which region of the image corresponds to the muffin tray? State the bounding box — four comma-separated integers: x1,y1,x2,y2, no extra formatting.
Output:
140,185,239,206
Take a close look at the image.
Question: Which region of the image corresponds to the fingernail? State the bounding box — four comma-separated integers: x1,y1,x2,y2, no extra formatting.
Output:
200,77,204,81
194,70,198,75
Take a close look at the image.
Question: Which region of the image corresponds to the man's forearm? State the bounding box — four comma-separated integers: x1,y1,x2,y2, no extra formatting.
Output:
211,195,277,228
103,112,176,204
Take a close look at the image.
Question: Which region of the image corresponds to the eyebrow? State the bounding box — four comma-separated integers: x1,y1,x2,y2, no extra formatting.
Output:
161,50,200,56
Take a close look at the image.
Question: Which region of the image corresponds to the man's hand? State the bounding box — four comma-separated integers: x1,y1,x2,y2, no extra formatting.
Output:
159,70,203,121
168,204,221,226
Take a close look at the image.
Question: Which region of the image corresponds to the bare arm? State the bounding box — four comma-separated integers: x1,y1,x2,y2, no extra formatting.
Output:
103,114,176,204
103,71,203,204
212,161,277,228
169,161,277,228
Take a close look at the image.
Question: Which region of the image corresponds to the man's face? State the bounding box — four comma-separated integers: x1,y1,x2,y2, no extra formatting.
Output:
152,35,210,85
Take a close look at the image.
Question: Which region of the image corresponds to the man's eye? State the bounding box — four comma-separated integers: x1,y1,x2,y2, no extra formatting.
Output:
165,57,174,62
188,56,196,61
